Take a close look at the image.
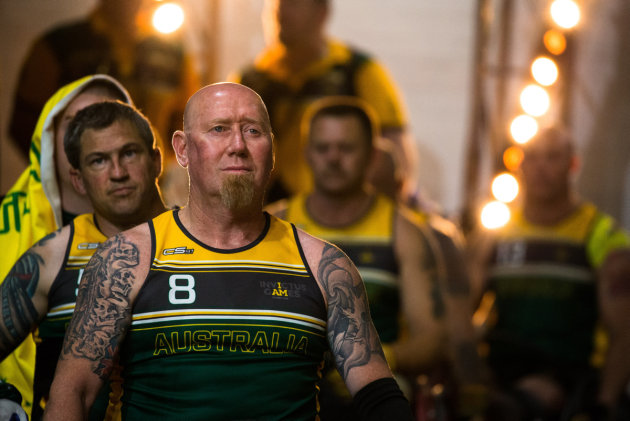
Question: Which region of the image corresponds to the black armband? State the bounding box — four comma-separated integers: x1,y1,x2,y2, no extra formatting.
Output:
353,377,414,421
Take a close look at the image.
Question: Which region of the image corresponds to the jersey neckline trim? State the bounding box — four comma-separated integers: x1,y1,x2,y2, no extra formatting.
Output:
172,209,271,254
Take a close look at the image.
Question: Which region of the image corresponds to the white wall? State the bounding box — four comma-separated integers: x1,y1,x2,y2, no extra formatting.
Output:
328,1,474,217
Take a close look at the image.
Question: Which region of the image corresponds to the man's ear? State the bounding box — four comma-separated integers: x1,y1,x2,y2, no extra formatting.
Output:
367,139,399,200
570,155,581,174
303,142,313,172
70,167,87,195
172,130,189,168
151,147,163,178
270,132,276,171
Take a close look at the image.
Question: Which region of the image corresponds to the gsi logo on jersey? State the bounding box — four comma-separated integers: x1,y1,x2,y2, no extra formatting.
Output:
163,246,194,255
78,242,100,250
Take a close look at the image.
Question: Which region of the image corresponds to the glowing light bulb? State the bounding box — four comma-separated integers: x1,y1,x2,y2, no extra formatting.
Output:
544,29,567,55
520,84,550,117
153,3,184,34
510,115,538,144
531,57,558,86
550,0,580,29
481,201,511,229
491,172,519,203
503,146,524,172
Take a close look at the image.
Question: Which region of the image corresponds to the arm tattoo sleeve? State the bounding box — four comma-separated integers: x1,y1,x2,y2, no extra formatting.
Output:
433,230,470,297
419,230,446,319
318,243,384,379
62,234,139,380
454,342,485,384
0,231,57,356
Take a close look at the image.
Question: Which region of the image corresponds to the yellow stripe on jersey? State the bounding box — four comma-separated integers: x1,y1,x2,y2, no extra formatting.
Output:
151,211,309,268
285,193,395,240
68,214,107,263
152,258,309,275
45,303,75,318
66,257,92,267
131,308,326,331
504,203,597,243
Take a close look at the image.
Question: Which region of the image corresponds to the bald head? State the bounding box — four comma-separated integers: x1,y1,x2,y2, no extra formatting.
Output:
524,126,574,158
183,83,272,135
520,125,577,205
172,82,275,211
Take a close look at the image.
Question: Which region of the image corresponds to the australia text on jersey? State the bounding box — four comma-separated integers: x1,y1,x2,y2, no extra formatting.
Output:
153,330,311,356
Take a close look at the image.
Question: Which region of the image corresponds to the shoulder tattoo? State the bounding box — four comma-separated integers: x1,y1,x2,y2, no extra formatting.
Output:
62,234,139,380
417,229,446,319
0,248,49,353
0,231,58,353
318,243,384,379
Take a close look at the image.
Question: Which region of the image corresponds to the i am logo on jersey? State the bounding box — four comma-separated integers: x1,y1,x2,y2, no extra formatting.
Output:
272,282,288,297
260,281,306,299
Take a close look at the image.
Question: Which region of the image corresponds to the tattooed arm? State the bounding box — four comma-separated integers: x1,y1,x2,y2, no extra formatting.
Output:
390,212,447,374
0,229,69,360
297,229,392,396
44,225,151,421
428,220,491,416
597,248,630,410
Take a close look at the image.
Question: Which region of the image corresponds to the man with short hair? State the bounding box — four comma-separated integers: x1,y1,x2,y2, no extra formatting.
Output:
0,74,132,415
267,96,449,419
10,0,200,210
0,101,167,419
44,83,414,420
469,127,630,419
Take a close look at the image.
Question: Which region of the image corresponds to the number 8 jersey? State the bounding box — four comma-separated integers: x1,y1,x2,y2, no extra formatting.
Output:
117,209,329,420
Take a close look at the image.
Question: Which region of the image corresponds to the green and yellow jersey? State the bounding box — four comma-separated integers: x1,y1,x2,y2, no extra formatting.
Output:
285,193,400,343
35,213,106,418
117,210,328,420
485,202,630,383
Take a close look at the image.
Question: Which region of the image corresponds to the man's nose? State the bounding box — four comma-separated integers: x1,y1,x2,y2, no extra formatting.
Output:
227,130,248,154
110,158,129,179
325,146,342,161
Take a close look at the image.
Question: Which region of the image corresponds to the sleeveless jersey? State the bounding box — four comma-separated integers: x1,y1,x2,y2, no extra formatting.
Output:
117,210,328,420
285,194,400,343
485,202,630,379
35,213,106,418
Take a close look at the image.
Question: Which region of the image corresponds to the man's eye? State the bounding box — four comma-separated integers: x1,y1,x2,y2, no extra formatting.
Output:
90,157,105,166
340,145,355,153
212,126,225,133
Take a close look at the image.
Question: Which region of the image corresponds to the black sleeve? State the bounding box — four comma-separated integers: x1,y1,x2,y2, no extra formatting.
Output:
353,377,414,421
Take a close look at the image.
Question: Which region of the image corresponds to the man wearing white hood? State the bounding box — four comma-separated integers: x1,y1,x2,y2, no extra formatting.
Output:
0,75,132,415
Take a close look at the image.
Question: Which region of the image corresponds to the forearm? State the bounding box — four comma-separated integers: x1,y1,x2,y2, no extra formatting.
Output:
596,249,630,407
445,295,488,385
44,391,89,421
597,332,630,407
387,332,444,374
44,368,96,421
